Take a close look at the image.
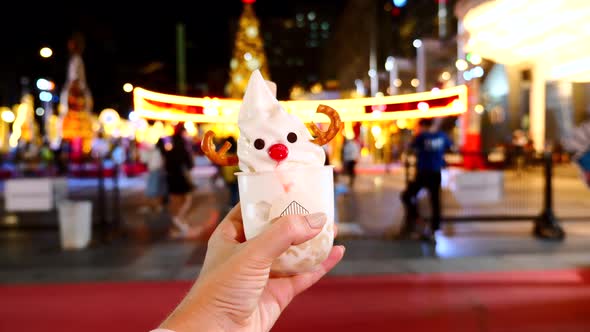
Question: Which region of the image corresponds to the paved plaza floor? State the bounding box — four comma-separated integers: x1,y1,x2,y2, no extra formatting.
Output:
1,164,589,284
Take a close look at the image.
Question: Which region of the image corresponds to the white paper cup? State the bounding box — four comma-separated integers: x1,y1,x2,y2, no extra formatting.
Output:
237,165,335,275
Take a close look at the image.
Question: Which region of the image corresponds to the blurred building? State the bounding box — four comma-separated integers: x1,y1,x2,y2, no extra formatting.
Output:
456,0,590,152
322,0,459,96
256,3,342,99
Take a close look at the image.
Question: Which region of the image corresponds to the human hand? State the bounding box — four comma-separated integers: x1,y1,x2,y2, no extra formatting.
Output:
158,203,345,332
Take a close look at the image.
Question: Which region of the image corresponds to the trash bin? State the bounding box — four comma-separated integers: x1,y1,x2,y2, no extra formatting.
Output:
58,200,92,250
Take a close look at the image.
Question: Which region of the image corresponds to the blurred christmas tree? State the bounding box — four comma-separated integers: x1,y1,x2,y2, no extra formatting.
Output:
225,0,270,98
60,32,95,157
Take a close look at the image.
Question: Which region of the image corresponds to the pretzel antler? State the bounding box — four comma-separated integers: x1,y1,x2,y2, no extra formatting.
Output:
201,130,239,166
309,104,343,145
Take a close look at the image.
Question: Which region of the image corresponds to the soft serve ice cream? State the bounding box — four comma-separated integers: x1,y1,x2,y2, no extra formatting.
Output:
202,69,342,274
237,70,325,172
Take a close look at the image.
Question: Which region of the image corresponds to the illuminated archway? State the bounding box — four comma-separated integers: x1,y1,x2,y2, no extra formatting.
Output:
133,85,468,124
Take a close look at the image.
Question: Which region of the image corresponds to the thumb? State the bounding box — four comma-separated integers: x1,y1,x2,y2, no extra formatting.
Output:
240,213,327,267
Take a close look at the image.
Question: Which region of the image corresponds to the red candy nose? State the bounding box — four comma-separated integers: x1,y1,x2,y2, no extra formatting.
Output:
268,143,289,162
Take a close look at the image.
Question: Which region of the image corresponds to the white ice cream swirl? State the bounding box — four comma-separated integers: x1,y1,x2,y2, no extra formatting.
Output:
237,70,325,172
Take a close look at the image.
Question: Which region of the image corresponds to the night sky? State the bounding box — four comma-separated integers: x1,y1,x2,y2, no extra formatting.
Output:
0,0,348,114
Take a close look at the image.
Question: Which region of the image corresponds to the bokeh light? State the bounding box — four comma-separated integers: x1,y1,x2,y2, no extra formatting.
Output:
39,47,53,58
123,83,134,93
1,109,15,123
455,59,468,71
393,0,407,7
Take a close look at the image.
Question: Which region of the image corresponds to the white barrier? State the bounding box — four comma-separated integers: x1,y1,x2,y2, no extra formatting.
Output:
4,178,69,212
448,170,504,205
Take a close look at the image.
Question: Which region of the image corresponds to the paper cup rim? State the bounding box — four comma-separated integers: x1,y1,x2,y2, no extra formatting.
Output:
235,165,334,176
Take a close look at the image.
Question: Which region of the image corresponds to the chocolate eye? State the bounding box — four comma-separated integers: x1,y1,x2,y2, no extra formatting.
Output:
254,138,265,150
287,132,297,143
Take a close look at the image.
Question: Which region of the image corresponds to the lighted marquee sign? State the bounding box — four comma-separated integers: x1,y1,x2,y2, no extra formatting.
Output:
133,85,467,123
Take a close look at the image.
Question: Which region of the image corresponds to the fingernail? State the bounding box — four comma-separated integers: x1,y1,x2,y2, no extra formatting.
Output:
305,212,327,229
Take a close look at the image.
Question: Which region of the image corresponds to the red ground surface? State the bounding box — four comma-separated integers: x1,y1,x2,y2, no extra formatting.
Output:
2,268,590,332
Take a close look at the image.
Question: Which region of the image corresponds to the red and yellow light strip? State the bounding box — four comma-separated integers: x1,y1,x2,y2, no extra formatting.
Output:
133,85,467,123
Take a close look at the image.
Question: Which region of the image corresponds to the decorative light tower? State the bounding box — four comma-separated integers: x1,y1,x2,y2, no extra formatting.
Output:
225,0,270,98
59,32,95,158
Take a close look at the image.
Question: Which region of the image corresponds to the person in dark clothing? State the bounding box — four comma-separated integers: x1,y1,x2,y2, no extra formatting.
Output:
158,123,196,238
51,140,68,176
401,118,452,243
342,138,360,188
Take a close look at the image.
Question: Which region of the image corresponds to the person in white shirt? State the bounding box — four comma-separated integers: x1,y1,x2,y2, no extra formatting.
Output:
91,132,110,160
139,141,166,213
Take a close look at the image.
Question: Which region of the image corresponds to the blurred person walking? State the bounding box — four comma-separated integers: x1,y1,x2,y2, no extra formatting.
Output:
512,129,528,174
39,139,55,174
139,140,166,214
159,124,198,239
21,140,41,176
401,118,452,243
91,131,110,161
342,138,360,188
110,138,127,167
54,140,70,176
